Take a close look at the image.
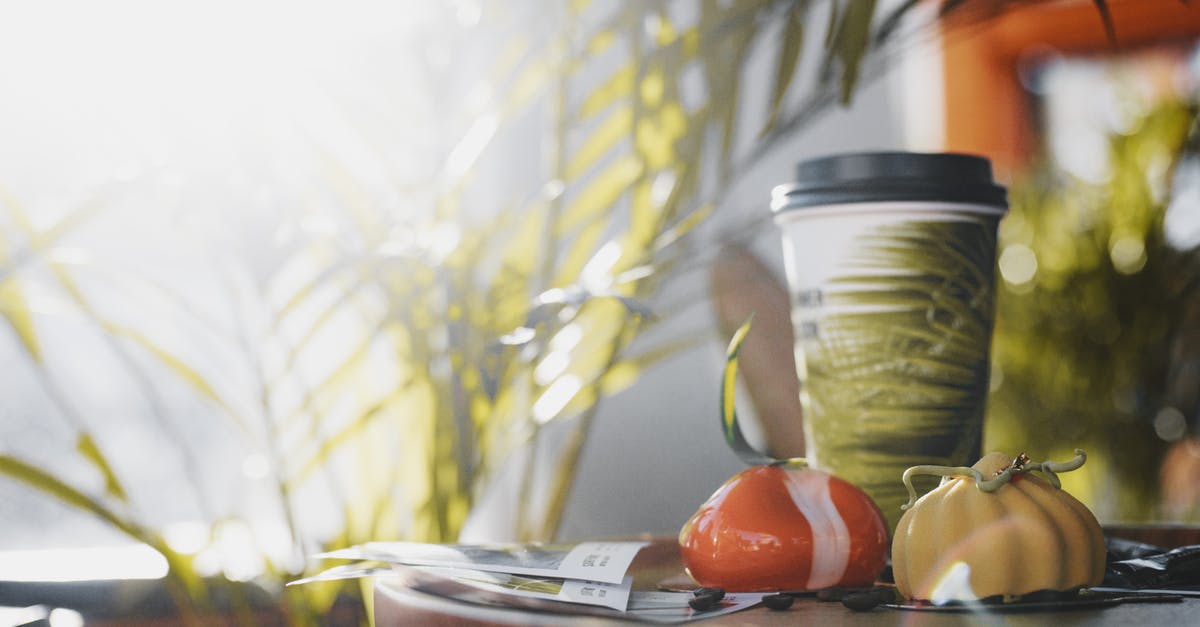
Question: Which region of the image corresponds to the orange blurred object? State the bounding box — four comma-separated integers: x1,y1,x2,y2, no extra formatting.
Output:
941,0,1200,178
1161,437,1200,520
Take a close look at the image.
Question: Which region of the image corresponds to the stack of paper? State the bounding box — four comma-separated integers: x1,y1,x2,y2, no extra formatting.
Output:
292,540,765,622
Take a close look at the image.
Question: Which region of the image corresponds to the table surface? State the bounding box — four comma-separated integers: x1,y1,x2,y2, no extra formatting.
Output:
373,527,1200,626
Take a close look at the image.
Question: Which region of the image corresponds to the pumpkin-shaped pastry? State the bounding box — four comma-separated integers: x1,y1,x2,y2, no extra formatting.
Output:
679,464,889,591
891,450,1105,602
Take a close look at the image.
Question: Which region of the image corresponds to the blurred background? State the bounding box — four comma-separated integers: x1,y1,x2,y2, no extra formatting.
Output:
1,0,1198,623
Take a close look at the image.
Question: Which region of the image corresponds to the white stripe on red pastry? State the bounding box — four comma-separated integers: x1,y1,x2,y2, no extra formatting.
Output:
782,468,850,588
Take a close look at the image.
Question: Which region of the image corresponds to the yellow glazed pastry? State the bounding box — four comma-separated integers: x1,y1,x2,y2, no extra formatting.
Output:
891,450,1105,602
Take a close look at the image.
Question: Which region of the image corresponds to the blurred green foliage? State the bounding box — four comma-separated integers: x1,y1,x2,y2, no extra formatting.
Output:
987,97,1200,521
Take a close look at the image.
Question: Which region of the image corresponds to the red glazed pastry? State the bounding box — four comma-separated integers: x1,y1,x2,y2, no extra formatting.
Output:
678,464,889,591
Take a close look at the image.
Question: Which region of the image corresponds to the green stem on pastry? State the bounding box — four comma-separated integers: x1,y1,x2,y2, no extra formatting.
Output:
1026,449,1087,490
900,449,1088,510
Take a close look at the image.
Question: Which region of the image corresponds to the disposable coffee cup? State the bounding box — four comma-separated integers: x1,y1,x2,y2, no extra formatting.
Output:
771,152,1007,529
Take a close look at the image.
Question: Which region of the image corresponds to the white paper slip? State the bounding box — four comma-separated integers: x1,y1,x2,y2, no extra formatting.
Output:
411,566,633,611
317,540,648,585
287,563,393,586
289,562,632,612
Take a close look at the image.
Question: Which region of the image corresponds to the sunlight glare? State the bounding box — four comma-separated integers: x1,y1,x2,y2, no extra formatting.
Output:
549,323,583,352
0,607,48,626
49,608,85,627
0,0,442,231
445,112,501,184
929,561,977,606
0,545,168,582
1109,235,1147,275
1166,157,1200,249
581,241,622,291
998,243,1038,286
164,520,211,555
214,519,264,582
533,375,582,424
534,351,571,386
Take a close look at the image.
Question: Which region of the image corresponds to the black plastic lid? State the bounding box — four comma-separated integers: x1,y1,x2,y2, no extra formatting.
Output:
772,152,1007,212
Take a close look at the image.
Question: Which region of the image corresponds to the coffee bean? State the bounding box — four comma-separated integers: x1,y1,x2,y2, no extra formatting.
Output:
762,593,794,610
841,592,878,611
841,586,895,611
688,587,725,611
816,587,846,601
692,587,726,602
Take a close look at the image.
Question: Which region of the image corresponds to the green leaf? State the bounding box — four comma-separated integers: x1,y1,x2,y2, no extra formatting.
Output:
0,277,41,363
652,201,713,253
287,380,413,486
555,332,705,419
761,0,807,136
276,322,383,437
0,454,138,535
76,433,129,502
272,255,361,324
0,213,42,362
487,209,547,332
554,155,643,237
565,105,634,180
873,0,920,45
41,262,251,436
267,274,368,391
0,453,209,607
819,0,841,87
577,64,636,120
102,321,251,435
834,0,877,104
720,316,804,467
